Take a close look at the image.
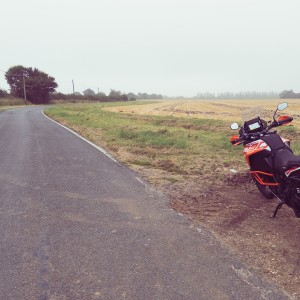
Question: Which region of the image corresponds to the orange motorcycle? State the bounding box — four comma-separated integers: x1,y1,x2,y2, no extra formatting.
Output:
230,103,300,218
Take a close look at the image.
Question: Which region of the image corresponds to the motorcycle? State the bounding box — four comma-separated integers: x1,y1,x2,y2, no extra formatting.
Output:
230,102,300,218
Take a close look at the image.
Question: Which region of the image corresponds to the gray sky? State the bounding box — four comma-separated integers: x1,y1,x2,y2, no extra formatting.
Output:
1,0,300,97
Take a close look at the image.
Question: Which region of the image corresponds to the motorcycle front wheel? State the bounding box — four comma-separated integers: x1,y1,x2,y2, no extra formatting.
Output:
253,180,275,199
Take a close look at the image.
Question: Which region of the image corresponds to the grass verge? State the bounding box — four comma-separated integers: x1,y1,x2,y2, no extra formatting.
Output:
44,101,251,182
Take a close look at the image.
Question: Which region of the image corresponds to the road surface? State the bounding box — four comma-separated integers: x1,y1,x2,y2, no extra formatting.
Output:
0,106,292,299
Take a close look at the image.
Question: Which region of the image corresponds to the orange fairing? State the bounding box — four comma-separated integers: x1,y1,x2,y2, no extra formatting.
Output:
230,135,240,145
282,137,290,147
277,116,292,126
243,140,271,167
250,171,279,186
230,135,239,141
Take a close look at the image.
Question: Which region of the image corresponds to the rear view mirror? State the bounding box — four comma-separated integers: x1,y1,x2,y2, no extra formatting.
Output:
277,102,288,111
230,122,239,130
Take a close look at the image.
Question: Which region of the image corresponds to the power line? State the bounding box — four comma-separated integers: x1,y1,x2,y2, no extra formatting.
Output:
74,81,98,89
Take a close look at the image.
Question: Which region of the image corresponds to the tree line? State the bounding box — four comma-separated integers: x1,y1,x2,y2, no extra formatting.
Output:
194,91,280,99
50,89,129,102
1,65,163,104
3,65,298,103
279,90,300,99
126,92,163,100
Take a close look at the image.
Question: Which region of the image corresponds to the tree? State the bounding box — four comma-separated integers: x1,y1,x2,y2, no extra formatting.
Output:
279,89,300,99
82,88,95,96
5,65,58,104
109,89,122,97
108,89,128,101
127,92,136,99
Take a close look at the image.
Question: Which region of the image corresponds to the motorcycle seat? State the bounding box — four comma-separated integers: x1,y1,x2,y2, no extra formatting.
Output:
286,156,300,170
274,149,299,171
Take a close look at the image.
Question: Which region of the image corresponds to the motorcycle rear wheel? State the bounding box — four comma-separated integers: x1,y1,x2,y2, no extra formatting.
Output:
254,180,275,199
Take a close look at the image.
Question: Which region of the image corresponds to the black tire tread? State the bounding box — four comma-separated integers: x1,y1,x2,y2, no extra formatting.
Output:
254,180,275,199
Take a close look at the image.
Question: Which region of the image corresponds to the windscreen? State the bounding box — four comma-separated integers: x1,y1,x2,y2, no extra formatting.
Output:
241,105,263,122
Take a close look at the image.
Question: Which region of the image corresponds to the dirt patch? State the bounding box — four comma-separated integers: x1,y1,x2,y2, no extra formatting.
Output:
153,171,300,297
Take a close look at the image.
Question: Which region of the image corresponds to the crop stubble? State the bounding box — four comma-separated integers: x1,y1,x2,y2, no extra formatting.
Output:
104,98,300,126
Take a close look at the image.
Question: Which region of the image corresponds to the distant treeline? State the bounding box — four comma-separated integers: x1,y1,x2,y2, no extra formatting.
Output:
279,90,300,99
194,91,279,99
126,92,163,100
50,89,128,102
49,89,163,102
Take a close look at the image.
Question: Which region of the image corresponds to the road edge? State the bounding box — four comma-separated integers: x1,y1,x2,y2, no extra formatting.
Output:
42,109,119,164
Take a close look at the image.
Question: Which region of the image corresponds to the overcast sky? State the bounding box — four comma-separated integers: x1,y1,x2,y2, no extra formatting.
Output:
1,0,299,97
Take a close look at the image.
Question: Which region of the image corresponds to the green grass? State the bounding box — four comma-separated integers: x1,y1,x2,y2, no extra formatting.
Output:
133,160,152,166
119,129,188,149
162,177,179,183
44,102,300,179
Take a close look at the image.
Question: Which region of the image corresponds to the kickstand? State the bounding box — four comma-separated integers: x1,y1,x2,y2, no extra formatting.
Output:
271,202,284,218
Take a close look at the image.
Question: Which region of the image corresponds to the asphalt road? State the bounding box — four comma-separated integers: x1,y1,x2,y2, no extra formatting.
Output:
0,106,292,300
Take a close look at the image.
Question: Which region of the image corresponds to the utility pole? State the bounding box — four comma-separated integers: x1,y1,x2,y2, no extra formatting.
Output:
98,87,99,94
72,80,75,103
23,73,27,105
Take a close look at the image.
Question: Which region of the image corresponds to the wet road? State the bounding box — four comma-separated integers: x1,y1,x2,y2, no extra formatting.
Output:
0,106,292,299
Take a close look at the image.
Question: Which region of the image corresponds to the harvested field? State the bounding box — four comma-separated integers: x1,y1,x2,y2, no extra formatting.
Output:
104,98,300,126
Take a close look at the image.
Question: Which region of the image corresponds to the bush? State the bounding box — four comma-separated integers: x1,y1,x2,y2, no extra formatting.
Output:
0,89,9,99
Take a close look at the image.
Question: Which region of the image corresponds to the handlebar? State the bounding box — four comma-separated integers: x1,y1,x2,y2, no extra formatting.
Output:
231,117,293,145
266,116,293,131
230,136,245,145
277,117,293,125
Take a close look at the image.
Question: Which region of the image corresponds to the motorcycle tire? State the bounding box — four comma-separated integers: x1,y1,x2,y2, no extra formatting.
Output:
288,193,300,218
254,180,275,199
